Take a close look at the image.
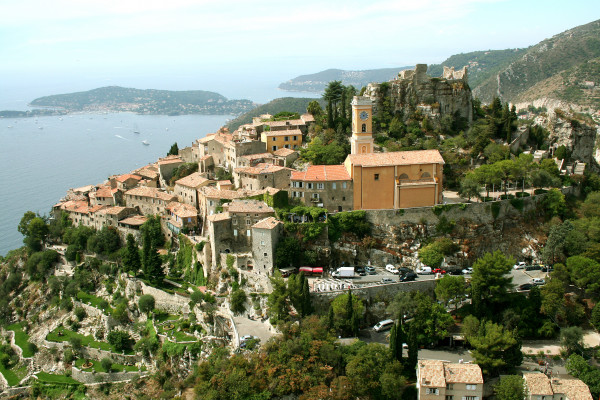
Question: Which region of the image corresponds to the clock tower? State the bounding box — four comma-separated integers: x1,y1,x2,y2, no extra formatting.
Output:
350,96,374,155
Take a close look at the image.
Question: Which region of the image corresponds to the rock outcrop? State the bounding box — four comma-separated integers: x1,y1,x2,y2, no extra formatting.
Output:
364,64,473,126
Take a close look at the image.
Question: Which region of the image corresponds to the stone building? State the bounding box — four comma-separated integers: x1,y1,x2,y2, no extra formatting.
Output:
198,130,266,170
233,163,292,191
89,185,118,206
93,206,137,230
290,165,353,212
417,360,484,400
523,373,593,400
112,174,142,191
124,186,177,216
272,148,299,166
173,172,212,208
132,164,160,188
118,215,147,240
198,186,263,221
252,217,283,276
165,201,199,234
157,155,184,184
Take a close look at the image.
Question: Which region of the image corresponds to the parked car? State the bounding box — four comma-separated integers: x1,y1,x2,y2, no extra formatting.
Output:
355,266,366,276
448,269,462,275
398,267,412,275
373,319,394,332
541,265,554,272
416,266,432,275
381,277,394,284
513,262,526,270
525,264,541,271
461,267,473,275
365,266,376,275
518,283,534,291
532,278,546,285
433,268,447,275
400,272,417,282
385,264,399,274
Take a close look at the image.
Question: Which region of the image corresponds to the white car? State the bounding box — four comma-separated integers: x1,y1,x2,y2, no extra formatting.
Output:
532,278,546,285
416,266,432,275
513,262,526,270
462,267,473,274
385,264,399,274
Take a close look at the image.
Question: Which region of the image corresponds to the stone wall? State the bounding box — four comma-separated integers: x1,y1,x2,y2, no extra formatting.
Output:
71,366,148,384
125,278,190,315
42,340,141,364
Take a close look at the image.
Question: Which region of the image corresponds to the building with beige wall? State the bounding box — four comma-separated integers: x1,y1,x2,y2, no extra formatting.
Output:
124,186,177,216
89,185,118,206
174,172,212,208
417,360,484,400
233,163,292,191
290,165,353,212
261,129,302,153
252,217,283,276
165,201,199,234
524,373,593,400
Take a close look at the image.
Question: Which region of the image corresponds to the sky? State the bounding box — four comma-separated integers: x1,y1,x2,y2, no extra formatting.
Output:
0,0,598,101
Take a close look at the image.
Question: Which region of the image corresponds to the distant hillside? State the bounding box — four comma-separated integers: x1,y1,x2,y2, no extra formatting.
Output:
29,86,255,116
226,97,325,131
474,19,600,103
278,68,410,92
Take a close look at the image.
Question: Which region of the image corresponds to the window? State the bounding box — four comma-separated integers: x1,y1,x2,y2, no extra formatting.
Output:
466,385,477,391
342,196,346,201
246,219,251,225
246,229,251,237
426,389,439,395
284,144,290,148
342,182,347,189
306,183,313,189
332,182,336,189
272,137,276,142
272,146,277,151
312,193,319,199
232,219,237,225
260,240,265,245
317,183,324,189
446,384,454,390
284,136,289,141
264,252,267,257
234,229,238,236
209,200,214,206
446,396,454,400
362,123,366,132
293,136,297,140
374,174,379,181
463,397,478,400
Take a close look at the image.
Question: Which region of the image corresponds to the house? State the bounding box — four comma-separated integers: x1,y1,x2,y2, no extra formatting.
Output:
89,185,119,206
272,147,299,166
157,155,184,184
118,215,148,240
252,216,283,276
165,201,199,234
417,360,484,400
174,172,212,208
261,129,302,153
112,173,142,191
233,163,292,191
132,164,160,187
124,186,178,216
290,165,353,212
238,153,275,168
523,373,593,400
198,129,266,170
93,206,137,230
197,186,264,220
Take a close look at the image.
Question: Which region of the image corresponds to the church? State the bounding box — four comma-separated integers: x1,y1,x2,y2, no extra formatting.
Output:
343,96,445,210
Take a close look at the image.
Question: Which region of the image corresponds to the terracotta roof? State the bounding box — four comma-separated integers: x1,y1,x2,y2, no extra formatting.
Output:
444,363,483,384
96,206,129,216
59,200,90,213
133,165,159,180
199,187,263,200
273,148,297,157
175,172,210,188
301,113,315,123
291,165,351,181
226,200,274,214
218,180,232,185
119,215,147,226
157,155,183,165
116,173,142,183
255,119,306,128
252,217,282,230
72,185,95,194
262,128,303,137
235,163,290,175
207,213,230,222
418,360,483,387
125,187,177,202
199,155,213,161
551,378,593,400
524,374,554,396
92,186,114,198
197,133,216,143
166,201,198,218
347,150,445,167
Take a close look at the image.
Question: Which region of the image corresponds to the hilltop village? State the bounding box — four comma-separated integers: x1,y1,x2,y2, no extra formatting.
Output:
3,64,600,399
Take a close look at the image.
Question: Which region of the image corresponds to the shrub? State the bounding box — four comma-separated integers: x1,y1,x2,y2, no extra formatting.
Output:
74,307,86,322
101,357,113,373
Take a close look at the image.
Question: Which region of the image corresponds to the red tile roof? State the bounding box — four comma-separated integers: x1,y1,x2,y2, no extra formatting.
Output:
262,128,302,137
252,217,282,230
347,150,445,167
166,202,198,218
291,165,351,181
273,148,297,157
119,215,147,226
116,173,142,183
235,163,290,175
226,200,274,214
157,155,183,165
125,186,177,201
175,172,211,188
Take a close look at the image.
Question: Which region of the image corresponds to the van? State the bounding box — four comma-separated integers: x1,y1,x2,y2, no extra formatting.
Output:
417,266,432,275
373,319,394,332
385,264,399,274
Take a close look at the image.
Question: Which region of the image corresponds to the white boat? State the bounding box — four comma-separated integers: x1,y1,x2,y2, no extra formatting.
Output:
133,124,140,134
142,140,150,146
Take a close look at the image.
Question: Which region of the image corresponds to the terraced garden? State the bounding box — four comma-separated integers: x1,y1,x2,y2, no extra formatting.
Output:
6,323,35,357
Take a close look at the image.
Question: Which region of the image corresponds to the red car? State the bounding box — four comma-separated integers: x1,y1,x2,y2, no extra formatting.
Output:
432,268,447,274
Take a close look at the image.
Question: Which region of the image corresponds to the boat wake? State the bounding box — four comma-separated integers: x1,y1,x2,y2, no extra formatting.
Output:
114,134,130,141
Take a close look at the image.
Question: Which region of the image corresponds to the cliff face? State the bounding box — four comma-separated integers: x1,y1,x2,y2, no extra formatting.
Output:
364,64,473,126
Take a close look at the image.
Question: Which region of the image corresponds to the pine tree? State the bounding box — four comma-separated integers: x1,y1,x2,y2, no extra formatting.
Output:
407,323,418,378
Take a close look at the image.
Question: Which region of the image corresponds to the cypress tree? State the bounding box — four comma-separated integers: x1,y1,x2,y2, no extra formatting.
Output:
407,323,418,378
328,306,335,332
301,277,312,316
345,289,354,336
396,316,405,363
390,324,398,361
146,243,164,285
123,234,141,275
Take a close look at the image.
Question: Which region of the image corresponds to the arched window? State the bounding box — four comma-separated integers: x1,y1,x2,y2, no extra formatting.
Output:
361,145,367,153
361,123,366,132
398,173,409,180
421,172,431,178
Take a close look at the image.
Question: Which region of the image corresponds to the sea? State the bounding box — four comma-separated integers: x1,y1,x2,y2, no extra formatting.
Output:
0,84,319,256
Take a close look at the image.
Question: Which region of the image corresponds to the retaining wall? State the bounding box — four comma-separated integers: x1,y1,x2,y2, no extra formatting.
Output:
42,341,141,364
71,367,148,384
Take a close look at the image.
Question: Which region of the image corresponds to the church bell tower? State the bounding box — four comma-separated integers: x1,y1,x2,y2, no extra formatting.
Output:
350,96,374,155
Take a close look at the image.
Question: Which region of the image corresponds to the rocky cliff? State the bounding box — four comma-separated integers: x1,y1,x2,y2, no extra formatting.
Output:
364,64,473,126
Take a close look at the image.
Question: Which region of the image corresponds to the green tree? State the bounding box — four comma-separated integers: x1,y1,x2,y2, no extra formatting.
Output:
230,289,247,315
167,142,179,156
345,343,395,398
144,243,164,285
19,213,49,252
418,244,444,269
469,321,522,376
306,100,322,117
459,176,481,201
267,270,290,324
323,81,344,127
543,188,566,218
138,294,155,315
567,255,600,296
471,251,513,316
566,354,600,397
406,323,418,378
107,330,133,352
542,221,575,264
495,375,527,400
331,291,363,336
101,357,113,372
411,292,453,345
435,275,467,309
592,303,600,331
122,234,141,274
275,237,302,268
560,326,584,356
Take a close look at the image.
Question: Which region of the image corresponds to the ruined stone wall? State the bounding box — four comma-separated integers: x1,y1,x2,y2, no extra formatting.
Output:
71,366,148,384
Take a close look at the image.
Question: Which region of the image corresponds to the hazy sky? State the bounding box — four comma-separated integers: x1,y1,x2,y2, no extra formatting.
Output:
0,0,598,98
